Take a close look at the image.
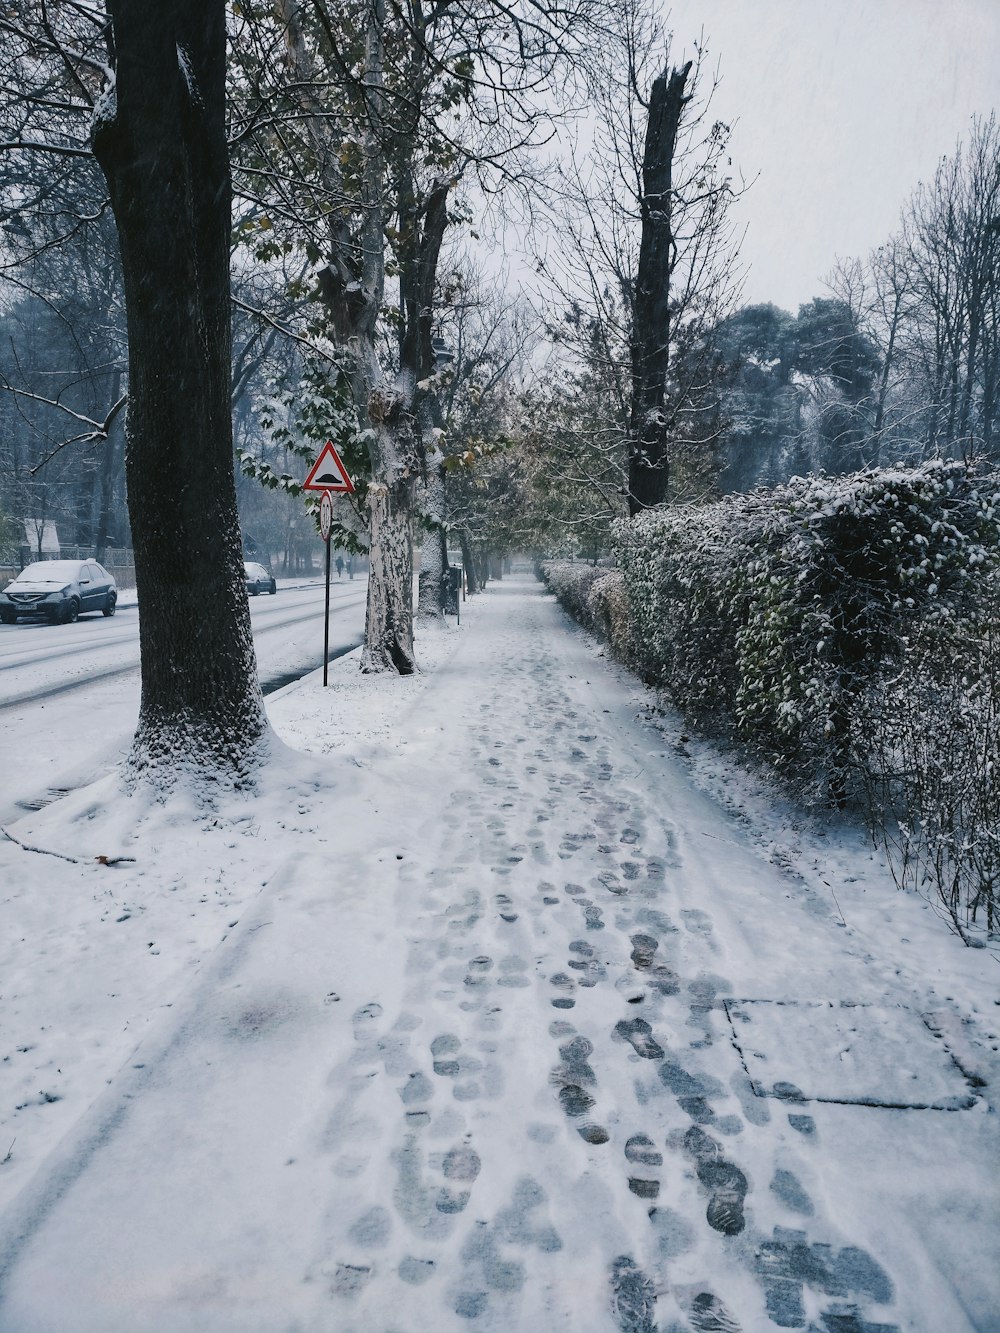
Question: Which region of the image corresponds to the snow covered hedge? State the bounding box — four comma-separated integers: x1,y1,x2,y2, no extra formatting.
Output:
539,563,640,667
550,460,1000,931
538,562,607,634
618,459,1000,766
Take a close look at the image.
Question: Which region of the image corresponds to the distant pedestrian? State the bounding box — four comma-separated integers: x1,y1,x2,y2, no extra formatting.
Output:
347,557,354,580
335,556,344,579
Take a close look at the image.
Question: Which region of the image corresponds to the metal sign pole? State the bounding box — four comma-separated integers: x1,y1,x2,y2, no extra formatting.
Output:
320,489,333,687
323,537,331,686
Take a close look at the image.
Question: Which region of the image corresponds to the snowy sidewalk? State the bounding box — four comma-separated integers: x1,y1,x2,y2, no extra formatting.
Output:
0,576,997,1332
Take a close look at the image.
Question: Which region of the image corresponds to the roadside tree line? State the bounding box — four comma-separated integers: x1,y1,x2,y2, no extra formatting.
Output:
0,0,721,784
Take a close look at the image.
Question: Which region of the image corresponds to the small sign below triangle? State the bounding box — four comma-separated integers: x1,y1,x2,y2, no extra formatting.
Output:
303,441,355,493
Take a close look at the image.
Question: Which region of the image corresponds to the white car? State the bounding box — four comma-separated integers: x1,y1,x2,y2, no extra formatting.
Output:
0,559,118,624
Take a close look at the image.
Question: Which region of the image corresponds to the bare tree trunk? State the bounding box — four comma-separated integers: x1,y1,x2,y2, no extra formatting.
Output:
92,1,266,781
627,61,691,515
417,459,448,620
459,532,478,593
363,473,416,672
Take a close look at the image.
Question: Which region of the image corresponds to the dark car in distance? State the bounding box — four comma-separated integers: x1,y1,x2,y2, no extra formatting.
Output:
0,560,118,624
244,561,277,596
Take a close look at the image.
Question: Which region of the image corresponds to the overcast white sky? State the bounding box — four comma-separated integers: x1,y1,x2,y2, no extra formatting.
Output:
663,0,1000,312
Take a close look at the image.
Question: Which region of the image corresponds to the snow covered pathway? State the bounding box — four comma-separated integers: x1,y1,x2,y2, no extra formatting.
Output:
0,577,996,1332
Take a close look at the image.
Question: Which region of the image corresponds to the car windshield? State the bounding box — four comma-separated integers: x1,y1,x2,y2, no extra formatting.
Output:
16,561,81,583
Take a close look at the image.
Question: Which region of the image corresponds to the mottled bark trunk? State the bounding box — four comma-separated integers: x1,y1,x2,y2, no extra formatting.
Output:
362,474,416,673
416,460,448,620
459,532,478,593
92,1,266,781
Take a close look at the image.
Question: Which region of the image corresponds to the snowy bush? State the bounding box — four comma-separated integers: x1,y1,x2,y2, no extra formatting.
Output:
617,460,1000,768
855,577,1000,932
586,570,641,669
539,562,608,636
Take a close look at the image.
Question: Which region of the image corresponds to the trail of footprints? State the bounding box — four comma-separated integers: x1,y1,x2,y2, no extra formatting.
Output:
536,839,899,1333
317,648,898,1332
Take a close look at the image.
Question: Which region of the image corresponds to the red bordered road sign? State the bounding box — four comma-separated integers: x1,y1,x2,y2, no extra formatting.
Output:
319,489,333,541
303,440,355,493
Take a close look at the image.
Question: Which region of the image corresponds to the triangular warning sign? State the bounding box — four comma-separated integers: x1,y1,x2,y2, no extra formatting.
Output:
302,441,355,493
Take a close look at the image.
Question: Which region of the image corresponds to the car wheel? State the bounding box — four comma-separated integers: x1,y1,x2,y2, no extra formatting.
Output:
103,592,117,617
249,584,259,596
63,598,80,624
0,610,15,625
268,581,276,594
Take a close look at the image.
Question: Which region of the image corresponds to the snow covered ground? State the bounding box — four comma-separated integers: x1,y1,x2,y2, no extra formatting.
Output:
0,575,996,1332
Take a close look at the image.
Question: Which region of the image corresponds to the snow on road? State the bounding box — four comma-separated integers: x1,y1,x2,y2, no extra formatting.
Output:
0,579,366,825
0,576,996,1332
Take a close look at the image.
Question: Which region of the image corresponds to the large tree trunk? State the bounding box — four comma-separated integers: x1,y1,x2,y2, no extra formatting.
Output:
363,473,416,672
627,61,691,516
459,532,478,593
416,458,448,620
92,2,266,782
359,384,418,673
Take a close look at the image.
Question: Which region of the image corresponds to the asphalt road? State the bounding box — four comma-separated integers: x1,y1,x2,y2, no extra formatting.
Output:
0,578,366,710
0,577,367,824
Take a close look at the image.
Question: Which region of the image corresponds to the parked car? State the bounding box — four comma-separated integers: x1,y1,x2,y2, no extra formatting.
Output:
0,559,117,624
243,561,277,596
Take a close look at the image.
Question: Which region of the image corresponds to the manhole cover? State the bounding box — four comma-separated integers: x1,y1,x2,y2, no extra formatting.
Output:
723,999,978,1110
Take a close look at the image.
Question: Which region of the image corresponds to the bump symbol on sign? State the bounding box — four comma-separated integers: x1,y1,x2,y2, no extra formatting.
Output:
303,441,355,493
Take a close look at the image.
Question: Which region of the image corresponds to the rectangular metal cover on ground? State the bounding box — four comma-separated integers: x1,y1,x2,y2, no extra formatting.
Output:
723,999,978,1110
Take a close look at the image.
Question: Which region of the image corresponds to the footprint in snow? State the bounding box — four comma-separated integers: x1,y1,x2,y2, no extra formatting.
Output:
687,1289,743,1332
546,1019,607,1143
431,1032,462,1076
624,1132,662,1200
755,1227,895,1329
464,955,493,989
494,892,518,922
550,972,576,1009
770,1167,814,1216
568,938,605,987
582,901,605,930
681,908,714,939
658,1056,726,1127
608,1254,657,1333
432,1142,482,1214
630,932,659,970
678,1125,749,1236
613,1017,665,1061
430,1032,497,1102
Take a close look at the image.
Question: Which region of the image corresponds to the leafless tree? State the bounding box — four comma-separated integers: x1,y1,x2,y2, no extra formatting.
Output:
833,115,1000,466
536,2,746,513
